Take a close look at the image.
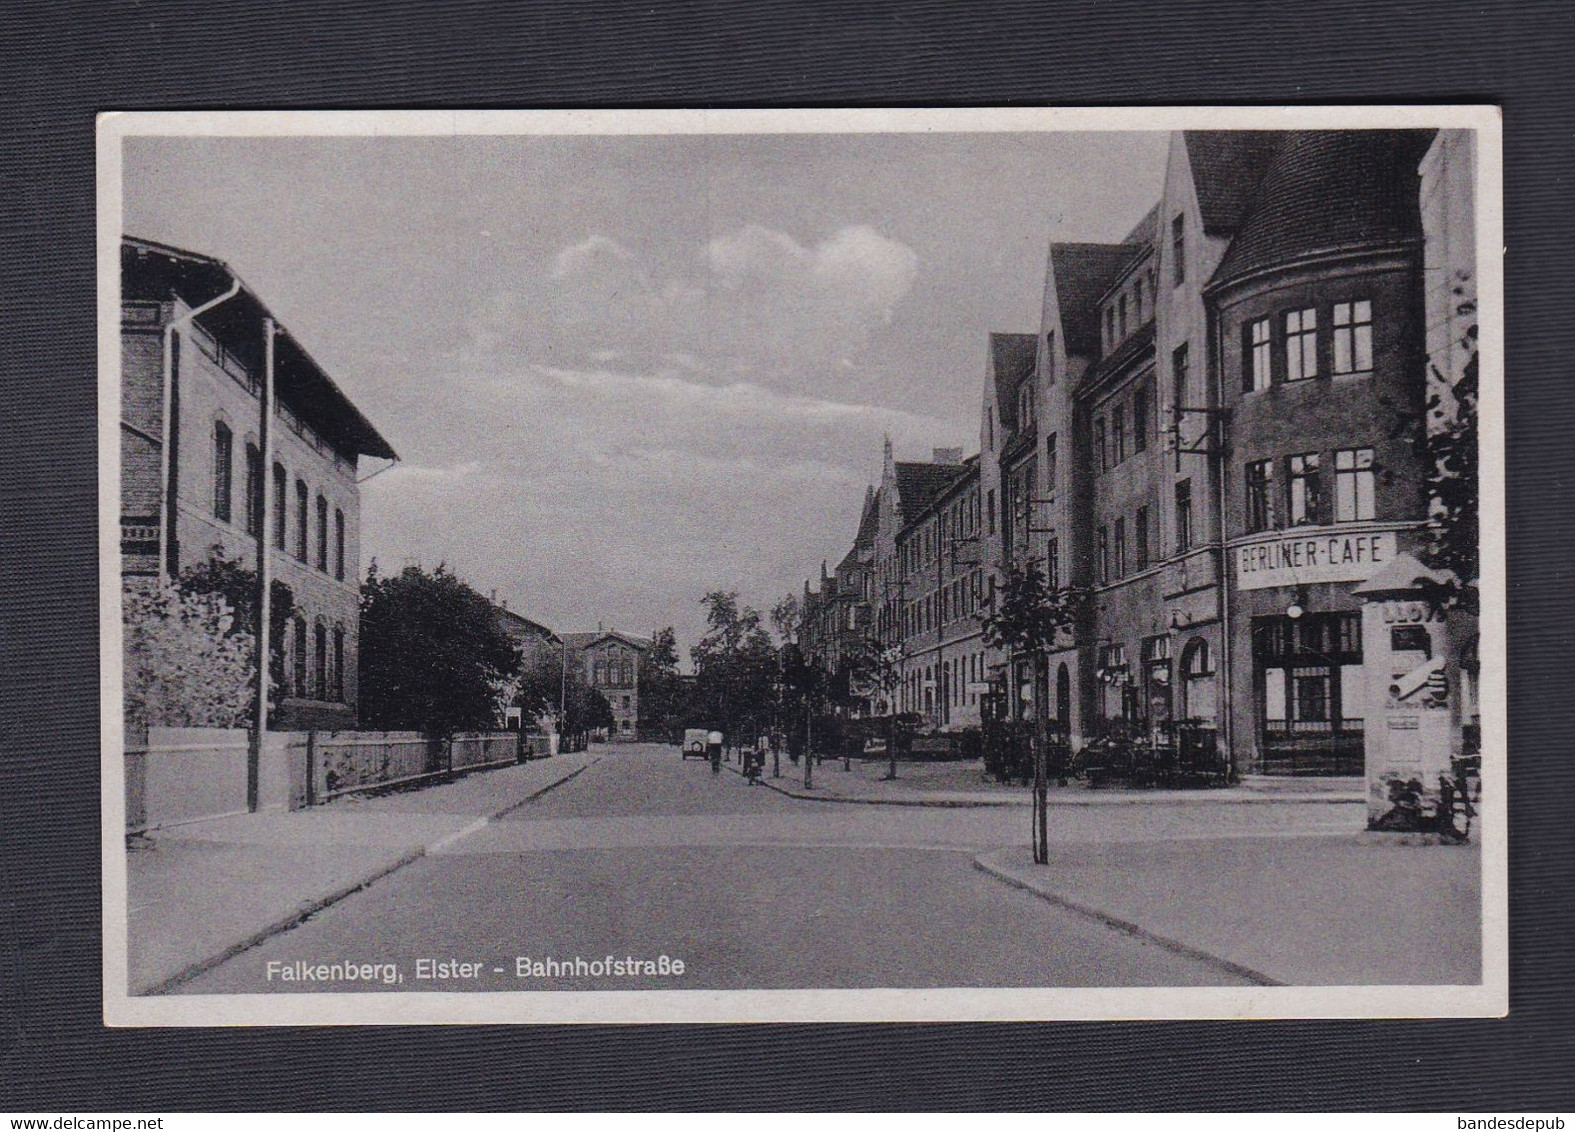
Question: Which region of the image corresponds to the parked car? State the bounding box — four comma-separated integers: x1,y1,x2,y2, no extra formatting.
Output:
680,728,711,760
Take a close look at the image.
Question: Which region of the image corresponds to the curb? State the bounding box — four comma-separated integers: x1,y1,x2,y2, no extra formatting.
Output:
736,763,1361,810
971,850,1283,988
138,756,600,996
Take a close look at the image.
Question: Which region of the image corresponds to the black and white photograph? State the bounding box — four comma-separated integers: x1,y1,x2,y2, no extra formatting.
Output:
97,107,1504,1025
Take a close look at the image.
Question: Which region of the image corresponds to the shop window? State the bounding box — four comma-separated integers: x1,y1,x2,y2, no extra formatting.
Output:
1175,479,1193,552
1288,453,1322,526
1333,300,1373,374
1181,637,1216,723
1335,448,1375,521
212,421,233,522
1247,317,1272,391
1285,308,1318,381
1246,459,1276,532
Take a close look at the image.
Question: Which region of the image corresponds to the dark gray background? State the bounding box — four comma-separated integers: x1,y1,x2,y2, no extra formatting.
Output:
1,0,1570,1111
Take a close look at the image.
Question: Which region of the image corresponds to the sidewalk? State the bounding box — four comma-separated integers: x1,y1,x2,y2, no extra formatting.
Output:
738,755,1364,808
125,750,600,995
976,835,1481,985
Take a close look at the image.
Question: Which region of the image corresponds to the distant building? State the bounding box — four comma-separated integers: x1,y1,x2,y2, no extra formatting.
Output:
120,236,397,730
562,629,651,739
493,602,561,732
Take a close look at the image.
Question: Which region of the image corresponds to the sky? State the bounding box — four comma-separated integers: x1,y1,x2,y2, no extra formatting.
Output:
124,128,1169,660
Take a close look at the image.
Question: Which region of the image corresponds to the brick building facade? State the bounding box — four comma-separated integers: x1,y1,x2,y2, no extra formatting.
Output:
120,236,397,730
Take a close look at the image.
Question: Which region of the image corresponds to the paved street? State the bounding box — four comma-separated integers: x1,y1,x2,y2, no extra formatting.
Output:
176,742,1326,992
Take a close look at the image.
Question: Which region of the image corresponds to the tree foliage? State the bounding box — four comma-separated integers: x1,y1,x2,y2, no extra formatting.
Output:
1419,285,1478,612
690,591,779,738
769,593,803,645
637,626,686,739
123,581,256,730
358,561,522,736
178,549,295,701
980,558,1090,656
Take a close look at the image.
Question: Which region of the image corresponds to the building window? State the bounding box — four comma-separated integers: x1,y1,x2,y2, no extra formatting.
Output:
1098,525,1110,584
314,623,327,700
1105,308,1116,352
1044,331,1055,384
1171,214,1185,285
295,479,309,562
1112,406,1125,465
1285,308,1318,381
212,421,233,522
986,488,995,535
1247,317,1272,391
1333,300,1373,374
243,443,263,537
1246,458,1276,532
332,625,345,701
1288,453,1322,526
1045,433,1057,492
315,495,329,571
1335,448,1376,521
1047,536,1060,590
1117,293,1128,340
987,406,994,449
1175,479,1193,552
1135,505,1150,570
1095,418,1106,472
334,508,346,580
1114,516,1127,578
1132,387,1148,453
293,614,307,696
272,463,287,547
1133,277,1145,323
1017,381,1035,429
1172,342,1189,414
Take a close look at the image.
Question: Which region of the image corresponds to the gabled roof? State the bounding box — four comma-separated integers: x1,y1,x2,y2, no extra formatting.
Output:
989,332,1037,434
1048,243,1145,357
494,605,560,644
121,235,397,461
1122,202,1160,247
835,486,881,574
894,462,966,520
1182,131,1286,236
1209,130,1435,291
562,630,651,652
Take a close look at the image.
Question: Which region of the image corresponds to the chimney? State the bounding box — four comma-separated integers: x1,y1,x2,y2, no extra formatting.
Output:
598,620,604,632
490,588,497,604
933,447,963,466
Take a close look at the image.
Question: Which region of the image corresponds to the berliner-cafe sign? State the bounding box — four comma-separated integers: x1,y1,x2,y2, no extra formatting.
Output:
1235,528,1396,591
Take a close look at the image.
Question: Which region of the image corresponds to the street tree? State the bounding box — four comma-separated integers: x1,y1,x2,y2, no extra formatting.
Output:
358,561,522,737
980,558,1091,864
637,626,686,740
769,593,803,645
691,590,778,742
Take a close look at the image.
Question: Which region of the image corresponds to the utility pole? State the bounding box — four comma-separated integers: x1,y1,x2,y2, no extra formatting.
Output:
248,317,276,813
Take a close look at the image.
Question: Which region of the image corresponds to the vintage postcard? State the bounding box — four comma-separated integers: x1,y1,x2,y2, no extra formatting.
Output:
98,107,1505,1025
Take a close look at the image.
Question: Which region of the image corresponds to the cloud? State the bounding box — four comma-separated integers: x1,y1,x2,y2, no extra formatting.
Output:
467,223,920,396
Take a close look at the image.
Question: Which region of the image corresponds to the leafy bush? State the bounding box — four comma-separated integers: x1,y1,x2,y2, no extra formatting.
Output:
123,581,256,729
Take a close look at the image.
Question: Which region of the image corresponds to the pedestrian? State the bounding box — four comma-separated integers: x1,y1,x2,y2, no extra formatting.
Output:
707,728,723,775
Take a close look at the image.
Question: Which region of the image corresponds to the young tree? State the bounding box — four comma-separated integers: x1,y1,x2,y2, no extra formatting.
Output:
770,593,803,645
358,561,523,737
980,558,1091,864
